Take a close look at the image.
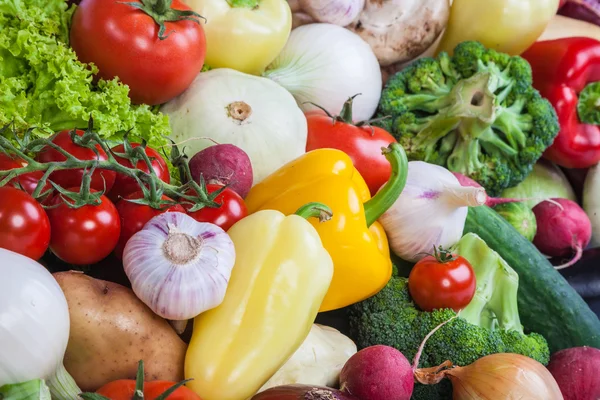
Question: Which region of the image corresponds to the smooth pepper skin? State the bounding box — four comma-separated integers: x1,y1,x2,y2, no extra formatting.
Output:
191,0,291,75
522,37,600,169
245,145,408,312
184,210,333,400
436,0,559,56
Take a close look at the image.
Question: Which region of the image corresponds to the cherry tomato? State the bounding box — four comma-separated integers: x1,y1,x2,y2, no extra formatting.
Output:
0,187,50,260
305,105,397,196
70,0,206,105
96,380,201,400
108,143,171,202
184,184,248,231
408,251,476,312
36,130,116,192
0,153,51,196
46,190,120,265
114,191,185,259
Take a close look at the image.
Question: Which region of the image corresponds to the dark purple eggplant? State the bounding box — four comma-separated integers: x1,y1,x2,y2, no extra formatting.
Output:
251,385,360,400
558,247,600,299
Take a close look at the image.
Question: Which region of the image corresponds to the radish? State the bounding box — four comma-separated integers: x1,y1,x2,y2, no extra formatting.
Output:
188,144,253,198
339,345,414,400
532,198,592,270
451,172,529,207
547,346,600,400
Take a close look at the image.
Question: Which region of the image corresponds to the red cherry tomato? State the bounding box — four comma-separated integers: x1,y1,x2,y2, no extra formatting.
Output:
108,143,171,202
408,251,476,312
184,184,248,231
0,187,50,260
36,130,116,192
114,191,185,259
0,153,51,196
96,380,201,400
305,107,397,196
70,0,206,105
46,190,121,265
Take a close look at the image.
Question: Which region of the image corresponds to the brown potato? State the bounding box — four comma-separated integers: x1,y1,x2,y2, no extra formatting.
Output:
53,271,186,391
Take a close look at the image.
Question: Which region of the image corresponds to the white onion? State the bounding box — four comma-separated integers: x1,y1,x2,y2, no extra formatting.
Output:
263,23,382,122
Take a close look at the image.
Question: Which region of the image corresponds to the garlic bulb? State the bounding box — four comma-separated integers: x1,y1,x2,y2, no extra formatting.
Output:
123,212,236,321
299,0,365,26
379,161,486,262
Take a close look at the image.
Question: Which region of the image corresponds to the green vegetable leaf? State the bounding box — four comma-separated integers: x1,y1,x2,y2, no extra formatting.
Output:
0,379,52,400
0,0,171,150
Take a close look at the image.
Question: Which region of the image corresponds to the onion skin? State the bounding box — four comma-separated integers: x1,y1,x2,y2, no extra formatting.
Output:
440,354,564,400
250,384,360,400
547,346,600,400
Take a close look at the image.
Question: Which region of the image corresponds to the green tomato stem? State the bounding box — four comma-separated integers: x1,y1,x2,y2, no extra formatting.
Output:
363,143,409,227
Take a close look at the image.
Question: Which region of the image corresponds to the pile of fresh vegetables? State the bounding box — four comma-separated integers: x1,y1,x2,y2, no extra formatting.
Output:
2,0,600,399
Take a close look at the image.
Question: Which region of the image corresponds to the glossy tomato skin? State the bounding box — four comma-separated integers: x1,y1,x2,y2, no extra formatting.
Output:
0,187,50,260
109,143,171,202
408,255,476,313
0,153,51,196
36,130,116,192
185,184,248,231
305,116,397,196
70,0,206,105
96,380,202,400
47,190,121,265
114,191,185,259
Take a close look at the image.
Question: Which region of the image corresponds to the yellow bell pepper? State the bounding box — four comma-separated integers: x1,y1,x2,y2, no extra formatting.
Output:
188,0,292,75
185,204,334,400
245,143,409,312
436,0,560,56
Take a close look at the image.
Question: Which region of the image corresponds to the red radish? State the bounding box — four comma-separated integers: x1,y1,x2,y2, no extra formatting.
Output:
547,346,600,400
451,172,529,207
532,198,592,269
340,345,414,400
189,144,253,198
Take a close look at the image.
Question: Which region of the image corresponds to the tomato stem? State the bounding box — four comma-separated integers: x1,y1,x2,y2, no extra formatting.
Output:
118,0,207,40
415,245,457,263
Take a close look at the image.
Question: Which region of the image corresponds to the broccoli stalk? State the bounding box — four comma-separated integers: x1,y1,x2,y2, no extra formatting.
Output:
377,41,559,196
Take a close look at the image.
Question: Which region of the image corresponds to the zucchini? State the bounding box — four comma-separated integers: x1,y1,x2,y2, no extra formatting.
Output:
464,206,600,352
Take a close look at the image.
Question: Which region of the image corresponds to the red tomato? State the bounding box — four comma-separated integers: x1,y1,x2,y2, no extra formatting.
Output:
36,130,116,192
184,184,248,231
108,143,171,202
114,191,185,259
70,0,206,105
408,251,476,312
0,187,50,260
305,112,397,196
96,380,201,400
0,153,51,196
46,190,121,265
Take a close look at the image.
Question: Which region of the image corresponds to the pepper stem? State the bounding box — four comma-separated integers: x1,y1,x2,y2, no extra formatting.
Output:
577,81,600,125
118,0,206,40
226,0,260,8
46,363,82,400
363,143,409,227
295,202,333,223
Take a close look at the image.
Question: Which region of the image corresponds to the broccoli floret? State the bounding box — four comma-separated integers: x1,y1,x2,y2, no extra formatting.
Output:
376,41,559,196
347,276,550,400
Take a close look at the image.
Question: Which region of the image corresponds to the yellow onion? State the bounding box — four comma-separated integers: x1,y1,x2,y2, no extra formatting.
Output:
415,353,564,400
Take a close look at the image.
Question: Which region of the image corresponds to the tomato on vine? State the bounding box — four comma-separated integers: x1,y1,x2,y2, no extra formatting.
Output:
46,189,121,265
0,153,51,196
305,95,397,196
0,187,50,260
408,246,476,312
114,191,185,260
184,184,248,231
36,129,116,192
109,143,171,202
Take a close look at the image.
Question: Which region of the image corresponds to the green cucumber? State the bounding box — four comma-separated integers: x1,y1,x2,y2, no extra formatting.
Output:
464,205,600,352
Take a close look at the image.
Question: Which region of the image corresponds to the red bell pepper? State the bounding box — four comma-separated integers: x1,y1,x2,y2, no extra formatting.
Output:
521,37,600,169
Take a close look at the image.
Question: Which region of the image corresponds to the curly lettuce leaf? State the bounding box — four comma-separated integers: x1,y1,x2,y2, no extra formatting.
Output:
0,0,171,150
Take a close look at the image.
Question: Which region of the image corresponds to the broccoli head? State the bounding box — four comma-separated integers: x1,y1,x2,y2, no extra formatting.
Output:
376,41,559,196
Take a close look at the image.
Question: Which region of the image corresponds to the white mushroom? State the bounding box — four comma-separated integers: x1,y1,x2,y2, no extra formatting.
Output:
347,0,450,66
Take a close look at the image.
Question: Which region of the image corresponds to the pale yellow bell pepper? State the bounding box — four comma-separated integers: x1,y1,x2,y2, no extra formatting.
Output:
184,204,334,400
